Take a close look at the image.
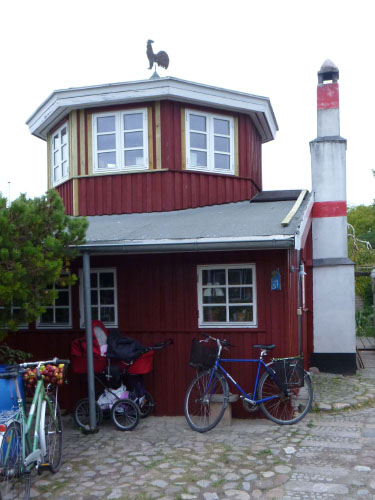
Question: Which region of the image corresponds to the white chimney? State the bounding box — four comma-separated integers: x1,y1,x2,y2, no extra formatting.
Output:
310,60,356,374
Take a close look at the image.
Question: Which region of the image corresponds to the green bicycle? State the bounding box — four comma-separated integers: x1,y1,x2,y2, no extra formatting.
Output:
0,358,69,500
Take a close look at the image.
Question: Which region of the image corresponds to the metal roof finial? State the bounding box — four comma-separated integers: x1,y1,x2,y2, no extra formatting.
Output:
147,40,169,79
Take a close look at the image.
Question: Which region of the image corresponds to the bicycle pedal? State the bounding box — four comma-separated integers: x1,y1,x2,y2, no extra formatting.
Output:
37,463,52,474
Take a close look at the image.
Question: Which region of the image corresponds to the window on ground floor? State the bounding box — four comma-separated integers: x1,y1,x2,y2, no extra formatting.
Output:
37,282,72,328
79,268,118,327
197,264,257,327
0,303,28,329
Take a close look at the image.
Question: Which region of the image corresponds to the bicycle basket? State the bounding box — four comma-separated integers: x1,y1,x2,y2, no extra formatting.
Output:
189,339,218,370
272,356,304,390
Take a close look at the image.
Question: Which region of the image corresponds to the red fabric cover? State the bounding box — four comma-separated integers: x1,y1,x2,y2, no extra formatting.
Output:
71,320,108,374
128,350,154,375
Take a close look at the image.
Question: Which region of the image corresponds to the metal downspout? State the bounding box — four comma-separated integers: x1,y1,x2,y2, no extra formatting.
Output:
82,252,98,433
297,249,302,355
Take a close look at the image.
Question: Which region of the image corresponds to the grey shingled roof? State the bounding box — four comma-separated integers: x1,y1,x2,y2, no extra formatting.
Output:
79,191,313,254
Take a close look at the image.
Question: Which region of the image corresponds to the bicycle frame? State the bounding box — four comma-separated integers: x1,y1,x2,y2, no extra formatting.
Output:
6,368,58,471
208,356,280,405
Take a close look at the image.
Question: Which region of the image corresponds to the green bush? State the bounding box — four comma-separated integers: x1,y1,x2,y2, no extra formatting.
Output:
356,306,374,337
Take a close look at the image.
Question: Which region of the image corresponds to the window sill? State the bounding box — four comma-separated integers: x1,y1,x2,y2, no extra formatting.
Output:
93,166,149,175
187,167,234,176
199,323,257,329
36,325,72,330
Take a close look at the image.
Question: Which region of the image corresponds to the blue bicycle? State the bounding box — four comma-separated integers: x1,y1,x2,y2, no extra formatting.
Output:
184,333,313,432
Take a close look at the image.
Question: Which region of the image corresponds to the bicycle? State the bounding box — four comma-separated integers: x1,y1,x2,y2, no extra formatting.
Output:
0,358,69,500
184,333,313,432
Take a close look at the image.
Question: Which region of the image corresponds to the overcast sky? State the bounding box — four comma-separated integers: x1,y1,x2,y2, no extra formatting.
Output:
0,0,374,207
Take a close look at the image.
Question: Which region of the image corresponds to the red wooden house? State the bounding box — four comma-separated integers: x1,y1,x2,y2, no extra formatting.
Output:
13,75,317,416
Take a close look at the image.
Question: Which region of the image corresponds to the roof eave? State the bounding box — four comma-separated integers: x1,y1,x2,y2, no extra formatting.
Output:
75,235,295,255
26,77,278,143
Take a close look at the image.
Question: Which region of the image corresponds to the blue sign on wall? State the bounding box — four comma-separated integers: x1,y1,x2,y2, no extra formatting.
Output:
271,269,281,291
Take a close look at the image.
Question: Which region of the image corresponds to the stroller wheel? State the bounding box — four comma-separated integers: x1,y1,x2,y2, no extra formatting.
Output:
136,391,155,418
73,398,103,429
110,399,140,431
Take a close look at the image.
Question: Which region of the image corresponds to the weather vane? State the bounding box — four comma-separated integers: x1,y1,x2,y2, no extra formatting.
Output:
147,40,169,79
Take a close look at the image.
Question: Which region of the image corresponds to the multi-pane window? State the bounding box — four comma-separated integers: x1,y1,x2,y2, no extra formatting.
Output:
80,269,117,327
198,265,256,327
93,110,148,172
0,304,28,329
37,283,71,328
186,111,234,174
51,124,69,185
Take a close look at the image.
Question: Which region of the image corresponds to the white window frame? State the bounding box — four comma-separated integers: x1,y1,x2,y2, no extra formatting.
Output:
51,123,69,186
79,268,118,328
197,264,257,328
0,304,28,329
92,109,148,173
36,283,72,329
186,110,234,175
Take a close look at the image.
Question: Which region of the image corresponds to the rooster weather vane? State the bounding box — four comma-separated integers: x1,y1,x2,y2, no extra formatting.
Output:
147,40,169,78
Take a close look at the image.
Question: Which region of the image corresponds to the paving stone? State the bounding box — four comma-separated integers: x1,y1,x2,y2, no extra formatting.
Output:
197,479,211,488
283,446,296,454
150,479,168,488
355,465,371,472
274,465,291,474
22,366,375,500
224,490,250,499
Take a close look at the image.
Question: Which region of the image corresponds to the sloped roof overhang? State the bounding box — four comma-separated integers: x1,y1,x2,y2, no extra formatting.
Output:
77,235,295,255
75,193,313,256
26,77,278,143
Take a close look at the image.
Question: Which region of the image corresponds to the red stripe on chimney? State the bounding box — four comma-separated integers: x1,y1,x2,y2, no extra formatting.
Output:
317,83,339,109
313,201,347,218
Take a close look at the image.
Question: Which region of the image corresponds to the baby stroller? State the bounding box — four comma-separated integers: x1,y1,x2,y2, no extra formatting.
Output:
71,320,172,431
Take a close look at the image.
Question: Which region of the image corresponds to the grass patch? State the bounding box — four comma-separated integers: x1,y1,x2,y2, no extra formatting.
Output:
212,478,226,488
257,448,272,456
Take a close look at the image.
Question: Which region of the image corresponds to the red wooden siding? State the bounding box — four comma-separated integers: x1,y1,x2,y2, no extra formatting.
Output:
78,171,259,215
56,101,263,216
8,249,304,417
238,114,262,189
56,180,74,215
160,101,182,171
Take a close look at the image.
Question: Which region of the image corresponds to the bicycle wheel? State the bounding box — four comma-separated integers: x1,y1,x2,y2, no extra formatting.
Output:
258,370,313,425
39,397,62,473
137,391,154,419
110,399,140,431
184,370,229,433
73,398,103,430
0,421,30,500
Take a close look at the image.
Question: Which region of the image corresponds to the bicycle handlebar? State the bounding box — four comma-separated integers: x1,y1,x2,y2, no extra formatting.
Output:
0,359,70,381
19,358,70,368
200,332,235,348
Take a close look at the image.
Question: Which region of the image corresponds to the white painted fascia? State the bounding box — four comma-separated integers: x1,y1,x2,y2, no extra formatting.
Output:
26,77,278,143
76,234,294,254
294,193,315,250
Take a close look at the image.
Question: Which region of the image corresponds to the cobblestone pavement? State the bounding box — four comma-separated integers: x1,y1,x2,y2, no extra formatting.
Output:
29,367,375,500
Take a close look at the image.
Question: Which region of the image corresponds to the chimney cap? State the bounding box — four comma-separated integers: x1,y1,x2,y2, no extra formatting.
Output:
318,59,339,84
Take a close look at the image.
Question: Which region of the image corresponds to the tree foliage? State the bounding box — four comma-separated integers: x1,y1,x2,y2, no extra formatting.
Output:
348,203,375,250
0,190,88,335
347,203,375,307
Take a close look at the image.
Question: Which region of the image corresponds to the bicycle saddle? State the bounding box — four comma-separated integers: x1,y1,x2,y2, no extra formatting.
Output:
253,344,276,350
